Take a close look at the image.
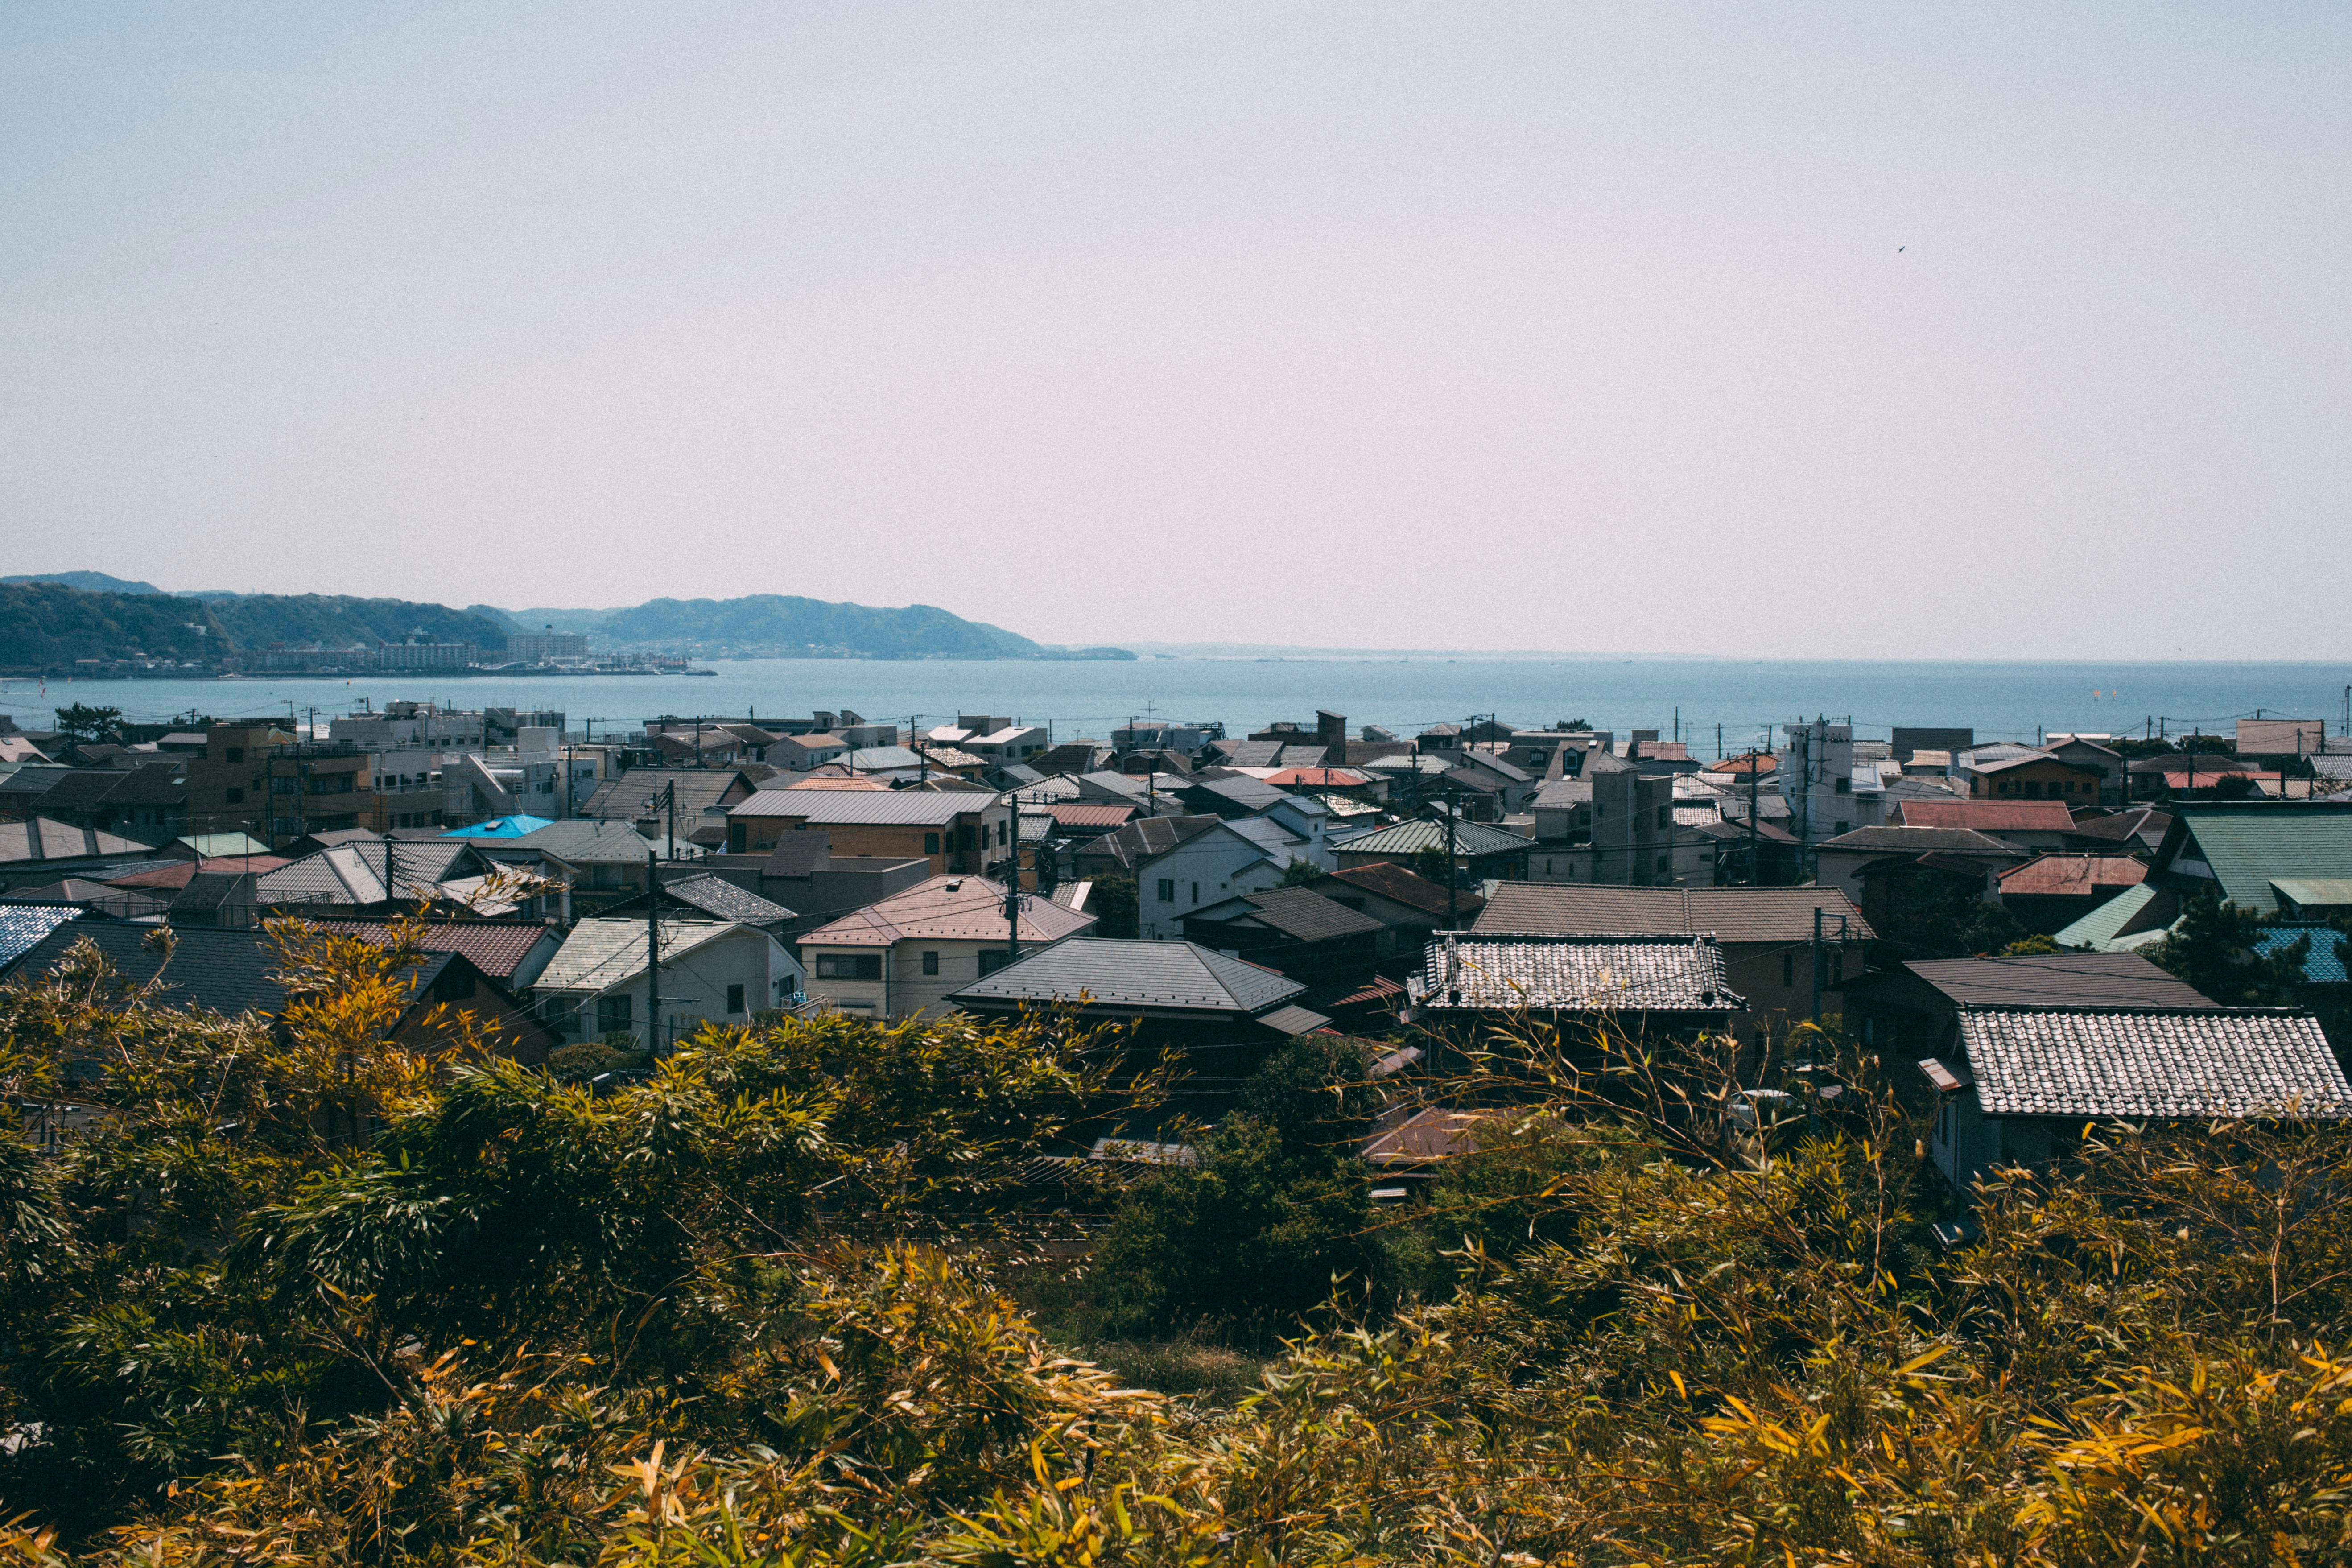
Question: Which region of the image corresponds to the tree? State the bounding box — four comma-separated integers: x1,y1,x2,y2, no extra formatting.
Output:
51,702,122,746
1278,857,1326,887
1410,843,1453,885
1869,868,2026,959
2150,888,2308,1005
1089,874,1138,938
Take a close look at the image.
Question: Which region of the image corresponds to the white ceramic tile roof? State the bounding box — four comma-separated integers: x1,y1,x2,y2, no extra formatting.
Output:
1958,1006,2352,1119
1414,933,1743,1013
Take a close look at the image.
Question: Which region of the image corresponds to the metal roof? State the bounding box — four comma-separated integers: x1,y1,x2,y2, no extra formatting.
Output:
949,937,1304,1014
300,919,558,982
1894,800,2075,832
1414,933,1743,1014
173,831,272,858
256,841,480,906
1995,854,2150,898
1958,1005,2352,1119
2273,877,2352,909
1257,1003,1335,1036
2049,883,2175,953
2162,803,2352,914
0,818,157,865
730,790,1001,825
1906,951,2215,1009
1336,818,1533,858
1189,886,1384,943
1816,826,2024,857
1474,884,1876,944
441,814,557,839
650,872,796,925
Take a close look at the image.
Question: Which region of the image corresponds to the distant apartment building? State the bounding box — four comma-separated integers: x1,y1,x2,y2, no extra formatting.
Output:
506,629,590,662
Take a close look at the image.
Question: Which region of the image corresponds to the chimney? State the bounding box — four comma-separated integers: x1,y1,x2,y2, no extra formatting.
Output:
1317,710,1347,767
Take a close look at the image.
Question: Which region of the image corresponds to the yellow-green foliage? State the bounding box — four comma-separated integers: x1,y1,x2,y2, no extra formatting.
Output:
6,934,2352,1564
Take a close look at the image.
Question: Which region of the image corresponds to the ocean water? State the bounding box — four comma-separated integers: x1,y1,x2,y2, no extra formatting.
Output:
5,656,2348,752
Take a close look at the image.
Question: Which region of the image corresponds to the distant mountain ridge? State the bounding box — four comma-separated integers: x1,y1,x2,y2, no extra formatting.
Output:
502,595,1134,660
0,577,1131,667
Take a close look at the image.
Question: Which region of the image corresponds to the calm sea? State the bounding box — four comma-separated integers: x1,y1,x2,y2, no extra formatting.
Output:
5,657,2348,752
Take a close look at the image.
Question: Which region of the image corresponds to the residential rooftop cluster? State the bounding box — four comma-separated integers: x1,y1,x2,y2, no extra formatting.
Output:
4,697,2350,1210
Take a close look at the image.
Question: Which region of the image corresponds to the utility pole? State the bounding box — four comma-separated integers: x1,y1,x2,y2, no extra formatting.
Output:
645,848,662,1054
383,832,397,906
1748,734,1762,887
1000,796,1022,973
1811,905,1823,1025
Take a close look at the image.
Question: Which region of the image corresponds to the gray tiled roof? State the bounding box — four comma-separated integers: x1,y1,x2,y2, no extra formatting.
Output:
730,789,999,825
0,817,157,865
654,872,796,924
1414,933,1744,1013
537,916,743,993
950,937,1304,1014
1816,825,2024,856
1958,1006,2352,1118
4,923,289,1017
583,769,752,821
257,841,479,905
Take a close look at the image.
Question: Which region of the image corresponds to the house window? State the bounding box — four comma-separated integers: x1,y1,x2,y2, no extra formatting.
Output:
1834,821,1849,835
925,833,941,855
978,949,1010,976
920,950,940,976
815,953,883,980
224,788,243,804
726,983,746,1014
1158,879,1175,902
1783,953,1795,987
1835,777,1850,795
597,994,633,1036
433,968,477,1002
225,747,243,763
1191,882,1200,904
1656,854,1671,872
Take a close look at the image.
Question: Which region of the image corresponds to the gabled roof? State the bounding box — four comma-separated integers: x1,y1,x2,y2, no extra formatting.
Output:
536,916,747,993
1893,800,2075,832
2157,802,2352,914
2051,883,2179,953
1045,802,1136,830
2067,807,2171,845
2272,877,2352,910
172,831,273,858
582,769,753,821
442,814,557,839
1336,818,1533,858
1319,861,1475,920
256,841,481,906
1817,825,2024,858
4,923,289,1015
1262,767,1371,788
730,789,1000,825
1995,854,2150,898
631,872,796,925
106,854,288,890
802,874,1095,948
1905,951,2215,1009
1414,933,1742,1013
1187,886,1383,942
1532,778,1593,809
299,919,559,982
1958,1006,2351,1119
2236,718,2328,756
1072,814,1221,871
1473,884,1876,944
949,937,1304,1014
0,817,157,865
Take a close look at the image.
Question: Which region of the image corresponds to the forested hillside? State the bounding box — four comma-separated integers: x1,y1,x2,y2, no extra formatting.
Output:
201,594,511,652
535,593,1135,660
3,920,2348,1563
0,582,224,668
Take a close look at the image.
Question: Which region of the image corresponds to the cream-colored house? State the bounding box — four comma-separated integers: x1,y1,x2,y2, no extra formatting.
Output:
800,874,1095,1021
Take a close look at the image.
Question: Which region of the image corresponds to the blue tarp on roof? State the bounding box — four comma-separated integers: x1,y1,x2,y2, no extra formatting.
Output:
2256,924,2351,986
439,815,557,840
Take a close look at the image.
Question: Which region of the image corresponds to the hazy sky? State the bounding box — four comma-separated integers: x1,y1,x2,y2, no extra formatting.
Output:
4,5,2347,657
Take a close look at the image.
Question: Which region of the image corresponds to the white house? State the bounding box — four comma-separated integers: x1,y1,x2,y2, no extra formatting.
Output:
534,916,805,1051
799,873,1096,1020
1135,798,1335,940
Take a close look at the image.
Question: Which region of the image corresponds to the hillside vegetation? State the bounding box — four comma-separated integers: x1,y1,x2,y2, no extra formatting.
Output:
201,594,512,652
0,582,225,668
526,593,1135,660
4,920,2350,1564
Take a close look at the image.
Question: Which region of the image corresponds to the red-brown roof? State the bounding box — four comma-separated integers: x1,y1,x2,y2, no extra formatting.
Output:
1893,800,2075,833
1262,767,1373,788
106,854,289,890
784,774,889,790
300,919,556,981
1046,802,1139,829
1707,753,1777,776
1995,854,2151,898
1322,861,1485,919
